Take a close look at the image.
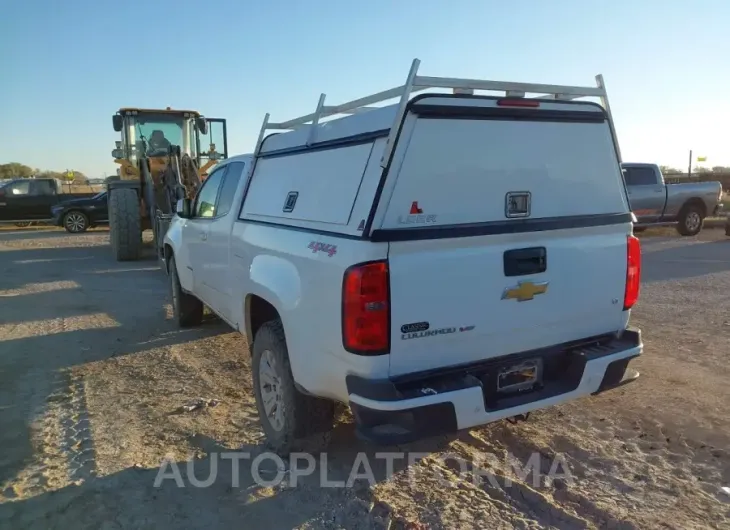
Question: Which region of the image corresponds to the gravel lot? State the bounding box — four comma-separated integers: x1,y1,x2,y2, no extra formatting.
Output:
0,227,728,529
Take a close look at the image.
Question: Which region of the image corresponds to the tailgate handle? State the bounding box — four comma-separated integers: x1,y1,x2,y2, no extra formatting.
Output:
504,247,546,277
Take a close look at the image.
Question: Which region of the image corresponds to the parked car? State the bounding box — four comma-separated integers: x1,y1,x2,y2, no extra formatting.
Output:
622,163,723,236
0,178,101,226
163,67,643,452
51,191,109,233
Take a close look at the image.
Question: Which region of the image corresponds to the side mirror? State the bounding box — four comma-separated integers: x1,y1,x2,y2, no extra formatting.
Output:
112,115,123,132
196,117,208,135
176,198,192,218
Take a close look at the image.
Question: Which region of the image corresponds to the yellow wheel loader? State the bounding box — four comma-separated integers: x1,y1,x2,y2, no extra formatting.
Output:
108,107,227,261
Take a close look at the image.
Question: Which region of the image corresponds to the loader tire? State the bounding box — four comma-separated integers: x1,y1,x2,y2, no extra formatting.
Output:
109,188,142,261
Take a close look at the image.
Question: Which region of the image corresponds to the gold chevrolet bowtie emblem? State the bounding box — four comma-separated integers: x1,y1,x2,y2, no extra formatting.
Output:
501,281,549,302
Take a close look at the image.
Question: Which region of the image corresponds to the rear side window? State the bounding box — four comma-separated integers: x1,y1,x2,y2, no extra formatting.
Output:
623,167,657,186
32,180,56,196
8,180,30,195
215,162,245,217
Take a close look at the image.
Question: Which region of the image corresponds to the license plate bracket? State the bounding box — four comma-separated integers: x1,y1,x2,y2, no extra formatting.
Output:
497,358,542,393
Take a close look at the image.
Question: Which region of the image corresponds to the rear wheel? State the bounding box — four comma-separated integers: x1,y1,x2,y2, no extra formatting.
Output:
251,319,334,455
63,211,89,233
168,255,203,327
109,188,142,260
14,222,31,228
676,203,704,236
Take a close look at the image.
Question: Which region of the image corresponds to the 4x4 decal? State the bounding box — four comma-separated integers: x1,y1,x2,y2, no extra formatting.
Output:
308,241,337,257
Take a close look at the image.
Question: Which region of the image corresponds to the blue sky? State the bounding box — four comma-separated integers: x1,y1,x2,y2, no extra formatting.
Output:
1,0,728,177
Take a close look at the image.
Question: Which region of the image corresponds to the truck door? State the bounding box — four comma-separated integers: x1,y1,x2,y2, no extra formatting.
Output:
0,180,33,221
205,161,246,321
29,179,59,219
623,166,664,223
183,165,227,303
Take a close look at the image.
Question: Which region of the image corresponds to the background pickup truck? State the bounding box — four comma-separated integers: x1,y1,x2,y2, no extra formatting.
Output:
622,163,724,236
0,178,102,225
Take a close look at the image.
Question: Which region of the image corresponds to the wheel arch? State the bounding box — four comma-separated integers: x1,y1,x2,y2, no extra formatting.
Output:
680,197,707,217
63,208,87,218
244,294,282,350
163,243,174,273
242,254,302,347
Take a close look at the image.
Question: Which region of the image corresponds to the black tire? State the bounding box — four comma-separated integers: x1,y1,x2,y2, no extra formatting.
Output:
676,203,704,236
251,319,334,455
725,218,730,237
109,188,142,261
63,211,89,233
14,222,31,228
168,255,203,327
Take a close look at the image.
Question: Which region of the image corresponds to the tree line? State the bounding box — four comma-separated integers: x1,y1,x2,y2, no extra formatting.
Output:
656,166,730,191
660,165,730,175
0,162,87,181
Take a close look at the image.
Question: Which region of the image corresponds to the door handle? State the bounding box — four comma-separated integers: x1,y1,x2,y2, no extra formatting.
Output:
504,247,547,277
200,232,208,241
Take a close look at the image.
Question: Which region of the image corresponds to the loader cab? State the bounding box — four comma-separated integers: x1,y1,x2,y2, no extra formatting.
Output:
111,108,228,169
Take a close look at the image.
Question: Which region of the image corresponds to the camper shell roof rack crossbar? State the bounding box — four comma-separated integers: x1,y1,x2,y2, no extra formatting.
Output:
250,58,619,168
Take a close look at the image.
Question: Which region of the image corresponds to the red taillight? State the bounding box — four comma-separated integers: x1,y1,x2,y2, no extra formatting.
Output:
497,99,540,108
342,260,390,354
624,235,641,310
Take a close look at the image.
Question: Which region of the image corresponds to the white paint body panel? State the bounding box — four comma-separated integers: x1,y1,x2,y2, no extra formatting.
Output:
242,143,373,226
380,105,629,229
164,94,640,431
386,225,631,377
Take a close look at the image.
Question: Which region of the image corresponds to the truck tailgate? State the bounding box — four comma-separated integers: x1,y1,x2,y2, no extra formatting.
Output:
387,226,629,376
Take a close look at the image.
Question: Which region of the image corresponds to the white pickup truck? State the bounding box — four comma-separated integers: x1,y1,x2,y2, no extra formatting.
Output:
163,59,643,452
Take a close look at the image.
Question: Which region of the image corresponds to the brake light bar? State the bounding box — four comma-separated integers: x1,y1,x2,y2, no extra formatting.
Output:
497,99,540,108
624,235,641,310
342,260,390,355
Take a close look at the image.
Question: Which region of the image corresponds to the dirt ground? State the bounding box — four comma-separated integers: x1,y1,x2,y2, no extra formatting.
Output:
0,227,728,530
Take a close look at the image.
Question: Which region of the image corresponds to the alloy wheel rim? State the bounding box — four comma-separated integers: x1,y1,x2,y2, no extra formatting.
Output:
259,350,285,432
66,213,86,232
686,212,700,231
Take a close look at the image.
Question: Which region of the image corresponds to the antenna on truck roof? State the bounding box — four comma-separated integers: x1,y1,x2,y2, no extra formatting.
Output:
251,58,620,169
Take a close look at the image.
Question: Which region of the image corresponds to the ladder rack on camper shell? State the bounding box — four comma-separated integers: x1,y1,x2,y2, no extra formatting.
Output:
250,58,621,171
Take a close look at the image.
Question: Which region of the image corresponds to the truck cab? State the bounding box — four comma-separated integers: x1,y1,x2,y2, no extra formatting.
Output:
0,178,69,222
